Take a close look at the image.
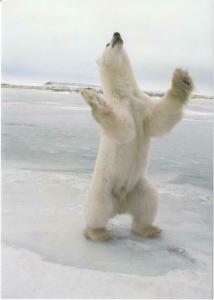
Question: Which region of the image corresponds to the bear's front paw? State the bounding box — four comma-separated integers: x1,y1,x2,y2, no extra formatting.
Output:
81,88,99,108
81,88,111,114
171,68,193,100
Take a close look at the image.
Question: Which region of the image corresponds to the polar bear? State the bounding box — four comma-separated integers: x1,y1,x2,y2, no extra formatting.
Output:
81,32,193,241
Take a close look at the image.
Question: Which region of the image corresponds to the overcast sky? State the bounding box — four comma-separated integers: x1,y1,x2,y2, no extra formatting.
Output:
2,0,214,94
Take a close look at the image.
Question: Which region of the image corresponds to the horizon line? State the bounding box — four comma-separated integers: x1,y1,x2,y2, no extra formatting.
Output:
2,82,213,99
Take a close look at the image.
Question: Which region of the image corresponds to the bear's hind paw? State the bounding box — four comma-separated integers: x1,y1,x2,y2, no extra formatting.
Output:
84,228,112,241
132,225,162,239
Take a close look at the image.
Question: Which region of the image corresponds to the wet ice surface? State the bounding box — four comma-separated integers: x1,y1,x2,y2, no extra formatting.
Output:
2,88,213,298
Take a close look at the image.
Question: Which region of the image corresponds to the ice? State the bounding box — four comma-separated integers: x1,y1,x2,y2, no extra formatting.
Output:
2,246,211,299
2,88,213,298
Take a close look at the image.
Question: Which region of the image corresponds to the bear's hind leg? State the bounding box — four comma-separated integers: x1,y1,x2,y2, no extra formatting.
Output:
127,178,161,238
84,189,115,241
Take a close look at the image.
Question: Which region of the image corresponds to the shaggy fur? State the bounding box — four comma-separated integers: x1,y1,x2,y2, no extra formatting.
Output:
81,33,193,241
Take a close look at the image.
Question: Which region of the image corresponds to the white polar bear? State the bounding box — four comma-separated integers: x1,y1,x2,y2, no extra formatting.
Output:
81,32,193,241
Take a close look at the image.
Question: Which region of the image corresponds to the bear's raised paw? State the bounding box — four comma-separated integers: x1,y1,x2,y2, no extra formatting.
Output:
81,89,111,114
172,68,193,98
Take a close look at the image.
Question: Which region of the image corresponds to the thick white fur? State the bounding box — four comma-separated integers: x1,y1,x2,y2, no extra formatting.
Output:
81,37,193,241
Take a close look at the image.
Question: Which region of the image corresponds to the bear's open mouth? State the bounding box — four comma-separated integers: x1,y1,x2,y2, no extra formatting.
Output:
111,32,123,48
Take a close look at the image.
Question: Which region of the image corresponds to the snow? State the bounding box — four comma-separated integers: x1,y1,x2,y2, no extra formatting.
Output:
2,88,213,298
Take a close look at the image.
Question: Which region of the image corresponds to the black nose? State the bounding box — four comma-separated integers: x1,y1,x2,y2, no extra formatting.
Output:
111,32,123,47
113,32,121,37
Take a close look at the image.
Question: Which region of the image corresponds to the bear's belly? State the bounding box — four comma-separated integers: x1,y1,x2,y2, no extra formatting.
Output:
94,135,151,194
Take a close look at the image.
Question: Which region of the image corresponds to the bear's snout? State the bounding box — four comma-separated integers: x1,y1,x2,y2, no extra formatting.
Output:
112,32,123,47
113,32,121,38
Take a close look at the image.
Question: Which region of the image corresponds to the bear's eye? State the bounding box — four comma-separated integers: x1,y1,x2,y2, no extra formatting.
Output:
106,43,110,47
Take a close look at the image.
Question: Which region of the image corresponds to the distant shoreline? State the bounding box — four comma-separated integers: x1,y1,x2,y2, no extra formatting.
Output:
1,83,213,100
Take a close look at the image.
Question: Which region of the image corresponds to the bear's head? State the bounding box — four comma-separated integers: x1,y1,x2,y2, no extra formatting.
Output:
97,33,137,95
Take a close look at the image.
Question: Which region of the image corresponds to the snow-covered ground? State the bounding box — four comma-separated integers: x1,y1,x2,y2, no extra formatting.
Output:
2,88,213,298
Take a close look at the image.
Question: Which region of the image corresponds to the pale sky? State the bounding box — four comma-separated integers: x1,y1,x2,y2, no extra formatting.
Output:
2,0,214,94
